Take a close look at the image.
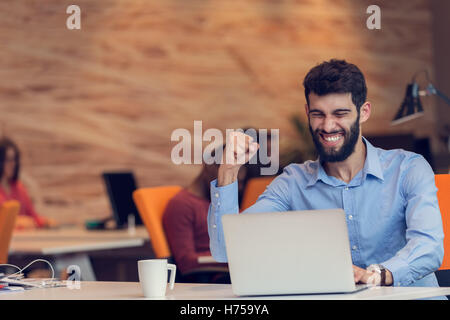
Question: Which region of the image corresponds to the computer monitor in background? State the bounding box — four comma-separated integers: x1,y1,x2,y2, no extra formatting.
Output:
102,171,143,228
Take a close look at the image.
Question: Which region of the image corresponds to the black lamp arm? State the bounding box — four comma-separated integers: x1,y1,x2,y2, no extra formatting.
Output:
426,84,450,106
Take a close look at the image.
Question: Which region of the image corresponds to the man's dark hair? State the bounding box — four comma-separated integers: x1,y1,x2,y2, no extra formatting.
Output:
303,59,367,112
0,137,21,182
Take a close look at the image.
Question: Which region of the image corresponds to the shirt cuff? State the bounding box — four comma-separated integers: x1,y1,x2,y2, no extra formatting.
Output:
381,256,414,287
210,179,239,218
208,179,239,263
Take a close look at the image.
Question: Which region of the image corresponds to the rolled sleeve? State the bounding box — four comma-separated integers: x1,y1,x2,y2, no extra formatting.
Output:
207,179,239,262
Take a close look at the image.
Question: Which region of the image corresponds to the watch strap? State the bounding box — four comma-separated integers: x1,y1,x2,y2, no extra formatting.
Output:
379,265,386,286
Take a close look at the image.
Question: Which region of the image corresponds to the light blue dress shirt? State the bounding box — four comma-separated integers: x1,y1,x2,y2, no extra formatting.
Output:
208,137,445,289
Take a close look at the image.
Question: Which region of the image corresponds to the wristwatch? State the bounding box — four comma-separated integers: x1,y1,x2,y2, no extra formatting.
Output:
367,264,387,286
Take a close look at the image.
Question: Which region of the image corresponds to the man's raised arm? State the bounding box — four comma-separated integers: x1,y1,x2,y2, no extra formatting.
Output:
207,131,259,262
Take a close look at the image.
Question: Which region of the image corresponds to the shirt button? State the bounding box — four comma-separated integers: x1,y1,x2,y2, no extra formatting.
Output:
348,215,353,220
352,245,357,250
345,187,349,190
215,193,219,198
213,224,217,229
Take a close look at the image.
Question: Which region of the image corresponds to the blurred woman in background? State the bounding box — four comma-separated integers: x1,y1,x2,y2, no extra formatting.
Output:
0,137,52,229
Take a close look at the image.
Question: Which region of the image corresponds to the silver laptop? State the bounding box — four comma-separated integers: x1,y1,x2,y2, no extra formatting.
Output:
222,209,369,296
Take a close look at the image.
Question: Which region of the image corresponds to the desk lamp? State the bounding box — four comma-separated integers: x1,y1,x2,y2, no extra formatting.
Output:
391,70,450,126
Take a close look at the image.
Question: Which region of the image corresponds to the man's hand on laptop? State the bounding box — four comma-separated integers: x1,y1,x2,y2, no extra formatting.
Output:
353,265,393,286
218,131,259,187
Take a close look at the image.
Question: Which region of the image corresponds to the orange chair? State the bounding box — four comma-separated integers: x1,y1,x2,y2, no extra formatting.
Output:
240,176,276,211
133,186,182,258
0,200,20,264
133,185,229,283
436,174,450,270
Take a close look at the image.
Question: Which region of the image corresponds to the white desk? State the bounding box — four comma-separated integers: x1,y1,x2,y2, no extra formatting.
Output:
8,227,150,281
1,281,450,300
11,226,149,243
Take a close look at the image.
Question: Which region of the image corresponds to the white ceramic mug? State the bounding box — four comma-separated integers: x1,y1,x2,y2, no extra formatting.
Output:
138,259,176,298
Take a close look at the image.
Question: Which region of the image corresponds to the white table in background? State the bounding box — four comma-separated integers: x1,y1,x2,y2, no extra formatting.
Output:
9,226,149,281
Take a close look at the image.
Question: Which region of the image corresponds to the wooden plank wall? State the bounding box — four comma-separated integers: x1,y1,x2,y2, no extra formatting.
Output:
0,0,436,223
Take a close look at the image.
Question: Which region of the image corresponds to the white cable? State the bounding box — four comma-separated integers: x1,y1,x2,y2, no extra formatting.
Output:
0,259,55,279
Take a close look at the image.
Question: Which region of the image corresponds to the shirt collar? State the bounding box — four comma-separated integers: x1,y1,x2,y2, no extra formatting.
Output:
306,136,384,187
361,136,384,182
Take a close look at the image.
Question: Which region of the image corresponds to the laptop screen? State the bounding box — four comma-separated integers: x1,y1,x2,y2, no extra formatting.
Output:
102,171,143,227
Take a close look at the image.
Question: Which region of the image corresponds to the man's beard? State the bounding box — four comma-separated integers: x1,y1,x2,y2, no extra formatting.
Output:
309,115,360,163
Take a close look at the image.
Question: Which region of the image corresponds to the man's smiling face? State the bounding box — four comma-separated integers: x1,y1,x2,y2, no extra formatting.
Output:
306,92,361,163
